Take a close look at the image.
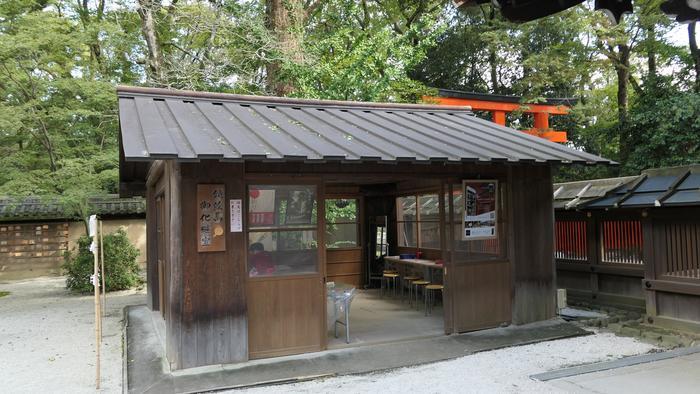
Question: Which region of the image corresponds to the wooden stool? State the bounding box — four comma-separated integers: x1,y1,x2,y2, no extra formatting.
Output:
381,273,400,298
402,276,420,304
424,284,444,316
411,280,430,309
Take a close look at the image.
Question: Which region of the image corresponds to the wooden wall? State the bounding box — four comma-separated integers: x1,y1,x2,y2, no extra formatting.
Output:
148,160,564,370
643,207,700,331
0,222,69,280
326,248,363,286
509,165,557,324
177,161,248,369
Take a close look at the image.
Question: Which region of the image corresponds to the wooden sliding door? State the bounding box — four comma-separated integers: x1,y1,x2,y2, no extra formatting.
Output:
325,198,363,287
444,182,512,333
246,183,326,359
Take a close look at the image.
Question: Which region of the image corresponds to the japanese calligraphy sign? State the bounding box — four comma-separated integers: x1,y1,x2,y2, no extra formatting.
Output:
197,184,226,252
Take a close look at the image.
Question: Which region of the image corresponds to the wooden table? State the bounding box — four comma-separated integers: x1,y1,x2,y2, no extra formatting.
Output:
383,256,444,283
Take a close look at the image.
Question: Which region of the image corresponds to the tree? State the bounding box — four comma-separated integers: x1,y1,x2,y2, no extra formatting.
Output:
690,22,700,92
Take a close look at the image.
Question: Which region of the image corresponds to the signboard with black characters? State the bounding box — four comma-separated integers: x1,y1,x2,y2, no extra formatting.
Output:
197,184,226,252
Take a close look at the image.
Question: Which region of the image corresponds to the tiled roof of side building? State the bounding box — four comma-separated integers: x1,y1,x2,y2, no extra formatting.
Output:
554,164,700,210
0,195,146,222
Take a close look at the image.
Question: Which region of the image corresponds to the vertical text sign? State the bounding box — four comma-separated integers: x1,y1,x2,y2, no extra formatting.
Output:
230,199,243,232
197,184,226,252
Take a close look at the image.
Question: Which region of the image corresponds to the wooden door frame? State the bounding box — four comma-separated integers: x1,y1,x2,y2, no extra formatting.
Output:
155,191,168,319
324,193,365,287
443,178,513,334
243,178,328,356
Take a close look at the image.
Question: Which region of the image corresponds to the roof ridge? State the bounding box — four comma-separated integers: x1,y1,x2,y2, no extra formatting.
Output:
116,85,474,112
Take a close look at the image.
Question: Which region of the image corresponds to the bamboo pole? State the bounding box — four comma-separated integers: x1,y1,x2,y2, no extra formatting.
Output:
100,221,106,318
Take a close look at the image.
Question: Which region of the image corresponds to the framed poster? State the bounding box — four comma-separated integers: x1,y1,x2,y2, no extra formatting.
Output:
462,180,498,240
197,184,226,252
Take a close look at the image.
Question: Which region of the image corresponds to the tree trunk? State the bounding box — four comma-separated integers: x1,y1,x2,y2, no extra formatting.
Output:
137,0,164,84
265,0,305,96
616,44,631,163
646,25,657,85
489,49,499,94
690,22,700,93
487,5,499,94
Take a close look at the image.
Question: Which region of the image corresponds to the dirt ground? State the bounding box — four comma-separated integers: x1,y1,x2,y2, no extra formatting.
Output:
0,276,146,394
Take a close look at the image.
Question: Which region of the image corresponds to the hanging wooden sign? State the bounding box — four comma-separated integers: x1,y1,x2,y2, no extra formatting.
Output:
197,184,226,252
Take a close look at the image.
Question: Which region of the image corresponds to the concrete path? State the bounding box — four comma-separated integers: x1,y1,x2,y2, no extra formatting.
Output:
546,348,700,394
126,305,589,393
0,276,146,393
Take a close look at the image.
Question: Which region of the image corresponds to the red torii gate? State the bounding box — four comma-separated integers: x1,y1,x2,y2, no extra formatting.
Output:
425,90,573,143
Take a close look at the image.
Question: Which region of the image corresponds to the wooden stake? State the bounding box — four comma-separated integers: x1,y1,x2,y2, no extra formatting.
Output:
93,222,101,389
100,221,106,318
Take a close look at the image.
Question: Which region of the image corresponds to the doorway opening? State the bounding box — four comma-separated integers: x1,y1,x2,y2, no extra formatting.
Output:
324,184,445,349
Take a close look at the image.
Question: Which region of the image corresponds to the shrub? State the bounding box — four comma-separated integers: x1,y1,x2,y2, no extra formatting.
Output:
63,228,142,293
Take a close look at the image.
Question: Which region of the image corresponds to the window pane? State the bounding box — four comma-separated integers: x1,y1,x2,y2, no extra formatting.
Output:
326,223,358,248
418,194,440,221
325,199,358,223
248,185,316,228
398,221,417,247
451,184,502,260
419,221,440,249
248,230,318,277
397,196,416,222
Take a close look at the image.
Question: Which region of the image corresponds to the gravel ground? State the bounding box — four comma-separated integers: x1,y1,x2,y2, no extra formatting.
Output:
0,277,658,394
0,276,146,394
234,332,656,394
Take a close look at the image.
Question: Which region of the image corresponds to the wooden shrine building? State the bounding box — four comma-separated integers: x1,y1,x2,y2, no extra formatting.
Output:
117,86,610,370
554,165,700,331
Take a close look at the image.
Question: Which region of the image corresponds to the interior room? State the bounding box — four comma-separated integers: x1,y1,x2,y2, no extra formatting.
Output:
322,181,448,348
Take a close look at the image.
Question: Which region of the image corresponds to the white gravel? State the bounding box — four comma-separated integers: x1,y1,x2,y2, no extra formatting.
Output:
236,331,656,394
0,276,146,394
0,277,658,394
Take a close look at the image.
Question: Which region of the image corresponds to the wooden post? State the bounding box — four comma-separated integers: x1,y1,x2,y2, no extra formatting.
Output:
100,221,106,318
91,216,101,389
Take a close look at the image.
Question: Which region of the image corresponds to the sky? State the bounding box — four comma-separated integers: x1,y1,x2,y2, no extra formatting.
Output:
667,22,697,46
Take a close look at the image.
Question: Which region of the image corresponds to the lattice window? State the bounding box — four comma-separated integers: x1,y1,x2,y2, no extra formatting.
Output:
661,222,700,280
600,220,643,265
555,220,588,262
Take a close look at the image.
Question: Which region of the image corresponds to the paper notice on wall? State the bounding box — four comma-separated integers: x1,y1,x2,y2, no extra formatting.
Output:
230,199,242,232
462,180,498,240
88,215,98,237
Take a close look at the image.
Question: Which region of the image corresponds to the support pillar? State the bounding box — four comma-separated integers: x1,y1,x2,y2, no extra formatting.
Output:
492,111,506,125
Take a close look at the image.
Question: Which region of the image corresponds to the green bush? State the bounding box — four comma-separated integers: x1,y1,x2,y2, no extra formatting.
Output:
63,228,142,293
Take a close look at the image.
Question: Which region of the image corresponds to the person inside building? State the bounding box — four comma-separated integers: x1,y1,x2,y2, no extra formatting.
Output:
248,242,275,276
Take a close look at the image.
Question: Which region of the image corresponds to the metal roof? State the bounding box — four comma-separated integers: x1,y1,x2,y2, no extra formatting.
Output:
117,86,611,165
0,195,146,222
553,164,700,210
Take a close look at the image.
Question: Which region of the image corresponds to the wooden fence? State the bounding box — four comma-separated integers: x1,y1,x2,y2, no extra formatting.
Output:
555,211,646,311
556,207,700,330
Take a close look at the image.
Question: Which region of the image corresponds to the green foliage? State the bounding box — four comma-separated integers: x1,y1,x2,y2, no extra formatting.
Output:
623,83,700,173
0,0,698,190
63,228,142,293
0,291,10,298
